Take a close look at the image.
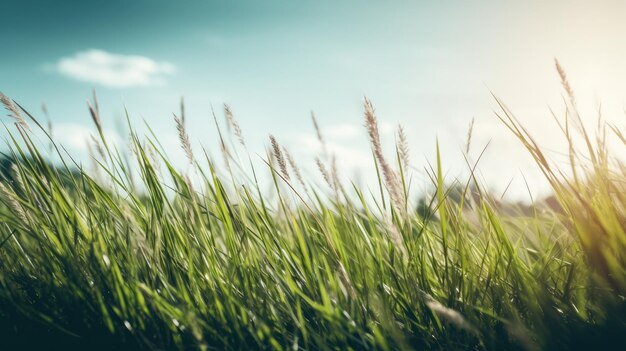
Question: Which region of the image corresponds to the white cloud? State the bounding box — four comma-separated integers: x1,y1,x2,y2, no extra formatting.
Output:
324,124,361,139
56,49,176,87
290,121,398,172
317,122,395,141
53,123,121,152
379,120,395,135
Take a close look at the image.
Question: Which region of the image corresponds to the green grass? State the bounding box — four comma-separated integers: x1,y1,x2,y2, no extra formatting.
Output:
0,87,625,350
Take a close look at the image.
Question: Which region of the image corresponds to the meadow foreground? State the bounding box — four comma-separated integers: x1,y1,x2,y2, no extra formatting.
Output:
0,82,625,350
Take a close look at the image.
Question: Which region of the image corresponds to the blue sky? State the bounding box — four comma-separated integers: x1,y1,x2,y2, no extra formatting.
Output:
2,0,626,199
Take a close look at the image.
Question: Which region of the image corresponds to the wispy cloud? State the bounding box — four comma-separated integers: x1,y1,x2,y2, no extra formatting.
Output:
323,123,361,139
289,121,396,176
55,49,175,87
316,122,394,141
53,123,120,151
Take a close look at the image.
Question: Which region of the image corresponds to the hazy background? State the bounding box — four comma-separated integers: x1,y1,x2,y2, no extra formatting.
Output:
2,0,626,200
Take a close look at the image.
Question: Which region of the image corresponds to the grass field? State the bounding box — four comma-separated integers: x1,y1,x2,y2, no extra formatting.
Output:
0,72,625,350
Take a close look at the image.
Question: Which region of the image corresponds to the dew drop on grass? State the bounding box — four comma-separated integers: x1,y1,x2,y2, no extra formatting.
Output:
102,254,111,267
124,320,133,331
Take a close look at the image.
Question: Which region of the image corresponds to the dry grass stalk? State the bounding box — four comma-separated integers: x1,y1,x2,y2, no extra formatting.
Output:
397,124,409,170
86,138,99,176
330,155,342,192
555,58,575,106
311,111,328,157
145,142,161,174
311,112,341,193
41,103,52,132
283,147,306,189
174,113,194,164
182,173,195,194
42,103,54,138
364,97,405,213
180,96,186,125
0,92,29,130
87,90,102,132
91,135,106,160
0,182,27,222
269,135,289,180
316,157,334,190
465,117,475,155
86,93,108,162
385,216,405,254
10,164,26,194
224,104,245,147
41,103,55,152
337,262,357,299
220,138,233,173
425,295,478,335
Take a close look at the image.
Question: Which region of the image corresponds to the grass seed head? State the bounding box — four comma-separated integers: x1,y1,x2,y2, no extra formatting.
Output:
174,113,194,164
425,296,478,335
87,90,103,132
364,97,405,213
311,111,328,157
465,117,475,155
397,124,410,170
0,182,27,222
283,147,306,189
316,157,334,190
225,104,245,147
555,58,576,106
270,135,289,180
0,92,29,130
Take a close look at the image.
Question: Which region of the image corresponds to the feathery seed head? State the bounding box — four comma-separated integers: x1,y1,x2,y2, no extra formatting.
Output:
87,101,102,132
174,113,194,164
364,97,405,213
386,217,405,254
311,111,324,144
311,111,328,157
180,96,186,125
316,157,334,190
330,154,341,192
283,147,306,189
10,163,25,193
555,58,575,106
0,92,29,130
0,182,27,222
465,117,475,155
91,135,106,159
397,124,409,170
88,90,103,132
425,296,478,335
269,135,289,180
224,104,245,146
